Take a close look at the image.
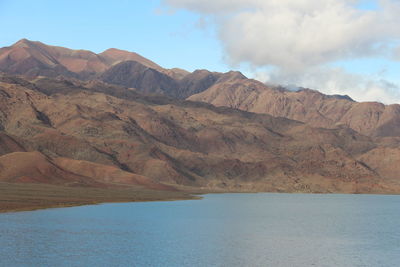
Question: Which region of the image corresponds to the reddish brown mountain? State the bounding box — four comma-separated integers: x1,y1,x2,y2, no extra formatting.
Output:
177,70,246,99
0,39,77,78
1,74,400,193
0,39,170,80
3,40,399,138
188,79,400,137
0,39,249,98
1,40,400,194
99,60,181,97
99,63,247,99
100,48,163,71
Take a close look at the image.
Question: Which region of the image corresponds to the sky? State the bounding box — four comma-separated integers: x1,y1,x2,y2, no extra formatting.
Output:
1,0,400,103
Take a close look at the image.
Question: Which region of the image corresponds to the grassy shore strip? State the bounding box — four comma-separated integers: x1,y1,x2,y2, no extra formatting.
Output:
0,182,200,213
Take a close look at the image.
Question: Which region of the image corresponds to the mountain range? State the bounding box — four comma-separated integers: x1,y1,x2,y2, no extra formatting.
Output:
1,39,400,194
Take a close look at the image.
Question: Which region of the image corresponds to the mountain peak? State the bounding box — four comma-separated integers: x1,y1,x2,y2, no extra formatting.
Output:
101,47,128,54
13,38,35,48
100,48,162,71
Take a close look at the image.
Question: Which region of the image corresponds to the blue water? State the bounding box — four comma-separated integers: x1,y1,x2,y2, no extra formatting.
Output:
1,193,400,267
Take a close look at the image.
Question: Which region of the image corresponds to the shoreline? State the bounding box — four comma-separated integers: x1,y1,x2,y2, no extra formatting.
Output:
0,197,203,214
0,182,200,214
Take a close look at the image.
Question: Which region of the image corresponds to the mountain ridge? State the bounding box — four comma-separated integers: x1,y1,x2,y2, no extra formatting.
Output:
1,40,400,194
188,78,400,137
2,39,400,138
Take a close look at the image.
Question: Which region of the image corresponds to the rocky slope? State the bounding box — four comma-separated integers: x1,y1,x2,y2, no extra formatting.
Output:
99,60,181,97
1,74,400,193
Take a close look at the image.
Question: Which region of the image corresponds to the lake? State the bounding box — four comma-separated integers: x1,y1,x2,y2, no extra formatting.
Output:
1,193,400,266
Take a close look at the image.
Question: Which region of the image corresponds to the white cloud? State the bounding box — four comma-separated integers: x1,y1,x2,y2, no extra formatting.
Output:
259,67,400,104
394,46,400,61
165,0,400,71
164,0,400,103
164,0,255,13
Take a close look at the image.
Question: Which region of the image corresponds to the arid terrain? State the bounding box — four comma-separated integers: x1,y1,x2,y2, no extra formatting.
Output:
1,39,400,211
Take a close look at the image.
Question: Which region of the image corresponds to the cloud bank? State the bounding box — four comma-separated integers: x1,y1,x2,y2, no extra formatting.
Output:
259,67,400,104
164,0,400,103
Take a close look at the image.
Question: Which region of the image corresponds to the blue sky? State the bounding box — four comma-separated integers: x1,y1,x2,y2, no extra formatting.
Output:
0,0,227,72
1,0,399,103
